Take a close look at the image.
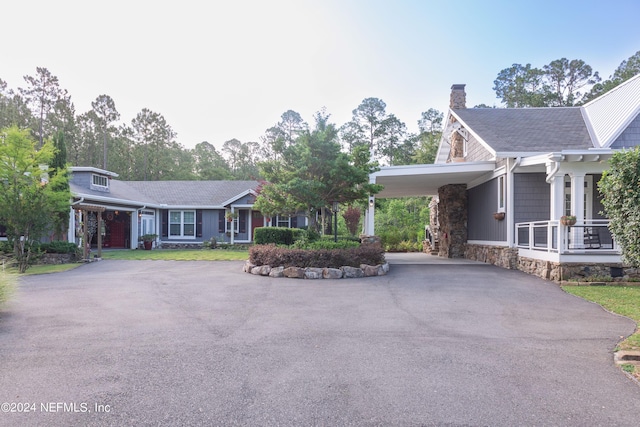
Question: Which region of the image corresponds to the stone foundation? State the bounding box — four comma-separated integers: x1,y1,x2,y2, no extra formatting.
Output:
438,184,467,258
38,253,77,265
465,244,518,270
465,244,639,282
157,242,204,250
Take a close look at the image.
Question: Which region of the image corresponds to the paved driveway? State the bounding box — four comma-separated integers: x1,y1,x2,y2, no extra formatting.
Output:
1,259,639,426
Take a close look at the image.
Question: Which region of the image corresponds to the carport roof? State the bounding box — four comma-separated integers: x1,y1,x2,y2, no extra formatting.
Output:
372,161,496,198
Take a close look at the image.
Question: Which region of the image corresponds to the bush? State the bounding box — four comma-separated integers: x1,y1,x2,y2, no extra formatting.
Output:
0,241,12,254
249,244,385,268
38,241,79,254
293,240,360,250
254,227,296,245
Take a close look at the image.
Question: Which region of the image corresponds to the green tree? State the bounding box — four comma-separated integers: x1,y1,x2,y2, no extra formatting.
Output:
131,108,178,180
19,67,65,147
493,59,600,107
413,108,443,164
598,147,640,267
0,126,70,272
193,141,232,180
91,94,120,170
0,79,33,130
582,51,640,104
255,110,381,230
261,110,307,160
340,97,388,162
222,138,260,180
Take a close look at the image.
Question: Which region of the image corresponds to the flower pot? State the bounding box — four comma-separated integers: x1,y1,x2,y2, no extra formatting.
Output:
493,212,505,221
143,241,153,250
561,216,577,226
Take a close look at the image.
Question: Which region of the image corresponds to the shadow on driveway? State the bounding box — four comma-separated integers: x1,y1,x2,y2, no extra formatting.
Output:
1,260,639,426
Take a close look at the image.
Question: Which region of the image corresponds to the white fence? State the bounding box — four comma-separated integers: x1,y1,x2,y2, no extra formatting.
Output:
516,219,618,254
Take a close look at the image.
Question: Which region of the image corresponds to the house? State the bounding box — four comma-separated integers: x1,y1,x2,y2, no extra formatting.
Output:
366,74,640,281
67,168,306,255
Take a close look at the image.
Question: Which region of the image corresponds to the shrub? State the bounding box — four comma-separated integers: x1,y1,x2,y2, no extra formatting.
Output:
38,241,79,254
254,227,296,245
0,241,12,254
249,244,385,268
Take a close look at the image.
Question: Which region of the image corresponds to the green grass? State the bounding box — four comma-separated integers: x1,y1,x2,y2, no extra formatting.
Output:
0,268,17,306
23,264,83,275
100,249,249,261
563,285,640,377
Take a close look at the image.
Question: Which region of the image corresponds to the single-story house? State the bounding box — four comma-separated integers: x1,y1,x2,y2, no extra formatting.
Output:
66,169,307,254
366,74,640,281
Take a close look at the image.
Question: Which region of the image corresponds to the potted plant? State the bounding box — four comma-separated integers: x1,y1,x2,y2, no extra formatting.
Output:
225,211,237,222
493,212,505,221
560,215,577,226
138,233,158,250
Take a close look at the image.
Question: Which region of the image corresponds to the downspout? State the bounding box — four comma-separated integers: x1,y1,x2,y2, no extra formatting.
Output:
138,206,146,247
69,197,84,243
507,158,520,249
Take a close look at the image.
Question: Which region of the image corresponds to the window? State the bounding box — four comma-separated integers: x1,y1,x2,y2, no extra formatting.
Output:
276,215,290,228
169,210,195,238
564,176,593,218
497,175,505,212
92,174,108,188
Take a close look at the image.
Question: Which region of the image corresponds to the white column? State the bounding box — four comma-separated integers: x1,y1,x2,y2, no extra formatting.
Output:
365,196,375,236
68,207,75,243
570,173,585,223
549,172,565,220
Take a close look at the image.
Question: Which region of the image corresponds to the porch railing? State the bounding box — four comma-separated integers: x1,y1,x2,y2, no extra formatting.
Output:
516,219,618,254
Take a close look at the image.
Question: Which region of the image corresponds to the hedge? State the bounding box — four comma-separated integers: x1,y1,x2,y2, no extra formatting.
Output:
249,244,385,269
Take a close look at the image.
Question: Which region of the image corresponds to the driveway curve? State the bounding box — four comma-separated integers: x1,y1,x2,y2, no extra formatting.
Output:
1,260,639,426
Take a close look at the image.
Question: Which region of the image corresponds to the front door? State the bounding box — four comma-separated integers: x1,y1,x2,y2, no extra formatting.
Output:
251,211,264,241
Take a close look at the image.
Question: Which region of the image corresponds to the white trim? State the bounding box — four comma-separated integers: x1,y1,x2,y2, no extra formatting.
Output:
449,110,498,157
168,210,196,239
220,189,258,207
467,240,509,247
70,166,119,177
467,165,506,189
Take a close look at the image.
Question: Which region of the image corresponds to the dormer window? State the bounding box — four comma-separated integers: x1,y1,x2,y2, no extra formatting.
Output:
92,174,109,189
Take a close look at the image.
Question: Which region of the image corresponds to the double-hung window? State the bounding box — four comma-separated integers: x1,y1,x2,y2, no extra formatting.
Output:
169,210,195,238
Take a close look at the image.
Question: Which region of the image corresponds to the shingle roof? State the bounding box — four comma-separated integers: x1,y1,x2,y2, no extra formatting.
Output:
124,180,259,206
452,107,594,154
71,180,160,205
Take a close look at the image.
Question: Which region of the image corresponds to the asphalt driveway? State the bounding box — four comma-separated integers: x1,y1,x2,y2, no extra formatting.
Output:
1,260,639,426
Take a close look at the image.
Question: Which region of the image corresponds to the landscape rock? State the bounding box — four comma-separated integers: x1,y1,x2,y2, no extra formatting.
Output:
251,265,271,276
361,264,379,277
304,268,324,279
323,268,343,279
341,266,364,278
269,266,284,277
244,261,255,273
283,266,306,279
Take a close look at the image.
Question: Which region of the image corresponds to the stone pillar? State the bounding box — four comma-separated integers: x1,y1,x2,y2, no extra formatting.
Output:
437,184,468,258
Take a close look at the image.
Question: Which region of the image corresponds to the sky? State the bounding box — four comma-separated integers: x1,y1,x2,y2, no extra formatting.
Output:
3,0,639,150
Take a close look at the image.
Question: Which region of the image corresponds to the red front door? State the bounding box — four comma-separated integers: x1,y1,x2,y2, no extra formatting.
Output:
251,211,264,241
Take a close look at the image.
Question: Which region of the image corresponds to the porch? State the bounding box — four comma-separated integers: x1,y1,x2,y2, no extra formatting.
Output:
515,219,621,263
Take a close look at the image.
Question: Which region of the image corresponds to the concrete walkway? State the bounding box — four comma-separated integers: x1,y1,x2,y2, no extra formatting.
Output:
385,251,487,265
1,260,639,426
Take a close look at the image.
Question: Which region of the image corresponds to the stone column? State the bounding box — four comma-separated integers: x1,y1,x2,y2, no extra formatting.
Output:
437,184,468,258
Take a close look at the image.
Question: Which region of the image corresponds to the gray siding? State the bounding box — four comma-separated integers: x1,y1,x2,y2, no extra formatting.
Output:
467,178,506,241
611,114,640,148
514,173,550,223
465,135,493,162
70,171,92,189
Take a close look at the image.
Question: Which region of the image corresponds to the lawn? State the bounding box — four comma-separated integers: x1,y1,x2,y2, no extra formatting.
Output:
100,248,249,261
563,285,640,377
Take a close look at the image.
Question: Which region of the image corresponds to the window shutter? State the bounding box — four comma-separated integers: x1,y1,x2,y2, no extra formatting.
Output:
161,210,168,237
218,210,225,233
196,210,203,237
291,216,297,228
239,210,247,233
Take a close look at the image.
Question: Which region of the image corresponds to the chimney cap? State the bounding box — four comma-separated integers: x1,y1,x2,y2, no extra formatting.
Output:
451,84,466,90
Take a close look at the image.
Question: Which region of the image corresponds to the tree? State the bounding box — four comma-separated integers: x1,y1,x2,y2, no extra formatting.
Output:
582,51,640,103
598,147,640,267
493,59,600,107
193,141,232,180
340,97,389,161
0,78,33,130
255,110,381,230
261,110,307,160
543,58,600,106
222,138,260,180
19,67,65,147
0,126,70,272
413,108,443,164
91,95,120,169
131,108,177,180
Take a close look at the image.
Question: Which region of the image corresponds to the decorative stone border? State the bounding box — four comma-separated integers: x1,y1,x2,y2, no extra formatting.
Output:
243,261,390,279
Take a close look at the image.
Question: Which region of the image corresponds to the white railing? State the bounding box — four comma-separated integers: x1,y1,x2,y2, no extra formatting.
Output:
516,219,618,254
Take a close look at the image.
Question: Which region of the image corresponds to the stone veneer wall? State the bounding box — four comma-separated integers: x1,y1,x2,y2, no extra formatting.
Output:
465,243,640,282
465,244,518,270
437,184,467,258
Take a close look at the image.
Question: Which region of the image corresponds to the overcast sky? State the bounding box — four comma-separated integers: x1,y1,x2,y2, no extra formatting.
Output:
3,0,638,150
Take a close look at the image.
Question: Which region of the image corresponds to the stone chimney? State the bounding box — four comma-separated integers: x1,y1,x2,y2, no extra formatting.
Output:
450,84,466,109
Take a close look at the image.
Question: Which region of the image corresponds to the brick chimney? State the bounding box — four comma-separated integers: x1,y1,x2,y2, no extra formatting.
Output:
450,84,466,109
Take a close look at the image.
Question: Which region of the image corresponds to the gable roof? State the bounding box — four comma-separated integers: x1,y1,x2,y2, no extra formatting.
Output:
451,107,593,156
124,180,259,207
582,73,640,148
